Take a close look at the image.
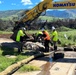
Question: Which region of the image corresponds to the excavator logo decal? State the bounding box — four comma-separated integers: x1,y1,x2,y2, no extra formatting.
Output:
53,2,75,7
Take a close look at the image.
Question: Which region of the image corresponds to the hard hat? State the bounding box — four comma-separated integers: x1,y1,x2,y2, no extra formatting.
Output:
52,26,55,30
41,28,45,31
21,27,26,31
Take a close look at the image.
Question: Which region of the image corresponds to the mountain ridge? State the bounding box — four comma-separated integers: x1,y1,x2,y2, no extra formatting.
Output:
45,9,76,18
0,9,76,19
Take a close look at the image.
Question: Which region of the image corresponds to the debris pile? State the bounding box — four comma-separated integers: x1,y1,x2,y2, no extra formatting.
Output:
24,42,45,51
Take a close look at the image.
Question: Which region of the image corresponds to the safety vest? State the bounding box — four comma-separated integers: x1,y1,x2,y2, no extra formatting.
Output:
43,31,50,40
36,31,43,36
16,30,25,42
52,30,58,41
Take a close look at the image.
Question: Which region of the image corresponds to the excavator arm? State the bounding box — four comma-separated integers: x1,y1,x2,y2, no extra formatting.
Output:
11,0,76,41
19,0,52,23
19,0,76,23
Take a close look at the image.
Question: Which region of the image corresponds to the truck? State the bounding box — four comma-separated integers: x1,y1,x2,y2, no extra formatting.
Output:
11,0,76,41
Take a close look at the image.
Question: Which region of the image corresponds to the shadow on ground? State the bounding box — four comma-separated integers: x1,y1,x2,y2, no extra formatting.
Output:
0,42,41,56
1,42,18,55
1,42,76,64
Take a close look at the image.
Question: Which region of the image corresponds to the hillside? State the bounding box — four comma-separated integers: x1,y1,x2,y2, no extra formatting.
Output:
0,9,76,20
0,10,20,18
0,9,76,31
0,10,25,20
45,9,76,19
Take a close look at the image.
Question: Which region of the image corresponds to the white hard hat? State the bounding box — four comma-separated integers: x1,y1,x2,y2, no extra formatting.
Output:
21,27,26,31
52,26,55,30
41,28,45,31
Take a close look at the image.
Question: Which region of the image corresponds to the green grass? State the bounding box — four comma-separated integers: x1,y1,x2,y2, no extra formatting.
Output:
57,26,73,31
1,15,18,21
58,29,76,46
18,64,40,72
39,16,62,22
0,47,31,72
55,26,76,46
0,46,41,72
0,31,12,34
0,55,16,71
0,49,15,72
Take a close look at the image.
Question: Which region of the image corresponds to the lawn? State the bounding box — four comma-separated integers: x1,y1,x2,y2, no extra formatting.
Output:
57,27,76,46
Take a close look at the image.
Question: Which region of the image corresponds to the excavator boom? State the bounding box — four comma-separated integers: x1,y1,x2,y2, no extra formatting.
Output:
19,0,76,23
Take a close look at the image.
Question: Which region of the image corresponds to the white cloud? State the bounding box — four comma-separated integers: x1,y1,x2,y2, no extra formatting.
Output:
46,9,52,11
0,1,2,4
21,0,33,5
40,0,44,2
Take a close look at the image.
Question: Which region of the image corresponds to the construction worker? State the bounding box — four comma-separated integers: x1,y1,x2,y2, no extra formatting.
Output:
42,29,50,52
16,27,26,53
35,31,43,42
51,26,58,51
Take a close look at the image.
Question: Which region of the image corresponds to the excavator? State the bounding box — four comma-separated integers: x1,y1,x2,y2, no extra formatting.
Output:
11,0,76,41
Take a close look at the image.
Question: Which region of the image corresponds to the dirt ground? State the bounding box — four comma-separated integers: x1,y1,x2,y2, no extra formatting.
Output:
0,38,14,43
0,34,12,39
0,34,14,43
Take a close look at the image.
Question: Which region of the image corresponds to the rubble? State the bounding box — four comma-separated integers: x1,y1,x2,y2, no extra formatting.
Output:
24,42,45,51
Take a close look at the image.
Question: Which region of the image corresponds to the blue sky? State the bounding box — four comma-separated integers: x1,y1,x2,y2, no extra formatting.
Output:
0,0,44,11
0,0,65,11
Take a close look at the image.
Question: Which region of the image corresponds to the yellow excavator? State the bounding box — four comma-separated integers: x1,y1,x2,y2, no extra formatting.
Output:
11,0,76,41
19,0,76,23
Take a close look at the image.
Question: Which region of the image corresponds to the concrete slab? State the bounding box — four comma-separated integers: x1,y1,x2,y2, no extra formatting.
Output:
50,63,76,75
